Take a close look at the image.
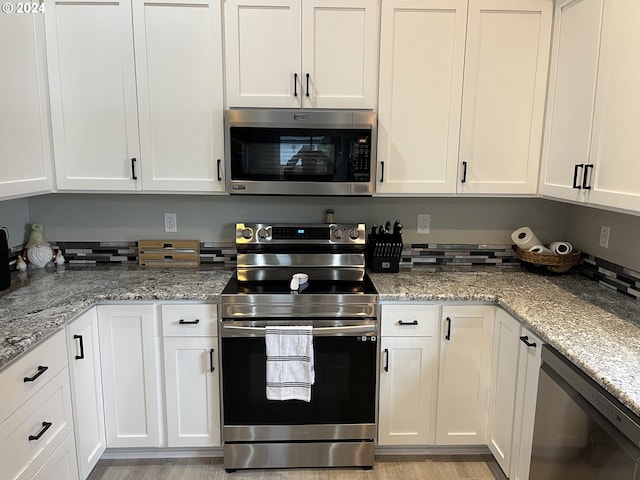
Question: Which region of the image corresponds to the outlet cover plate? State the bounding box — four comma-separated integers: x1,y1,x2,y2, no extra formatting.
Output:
599,225,610,248
417,214,431,235
164,213,177,233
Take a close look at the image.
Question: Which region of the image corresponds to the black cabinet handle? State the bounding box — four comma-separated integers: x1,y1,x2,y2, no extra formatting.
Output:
74,334,85,360
217,159,222,181
398,320,418,326
305,73,310,97
572,164,584,189
379,161,385,183
131,158,138,180
209,348,215,373
583,164,593,190
29,421,52,441
179,319,200,325
23,365,48,382
294,73,298,97
519,336,537,348
383,348,389,372
461,161,467,183
445,317,452,341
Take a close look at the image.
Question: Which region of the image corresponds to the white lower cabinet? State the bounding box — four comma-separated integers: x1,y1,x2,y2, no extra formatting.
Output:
161,304,220,447
66,308,105,479
97,304,162,448
378,304,439,445
487,308,543,479
30,433,79,480
436,305,495,445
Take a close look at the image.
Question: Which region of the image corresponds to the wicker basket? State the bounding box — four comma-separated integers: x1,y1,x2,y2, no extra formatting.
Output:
517,247,582,274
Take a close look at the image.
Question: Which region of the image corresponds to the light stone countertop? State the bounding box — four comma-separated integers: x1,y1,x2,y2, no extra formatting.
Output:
1,266,639,418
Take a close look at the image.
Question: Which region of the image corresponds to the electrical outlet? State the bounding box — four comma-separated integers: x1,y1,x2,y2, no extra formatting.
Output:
164,213,177,233
417,214,431,235
599,225,610,248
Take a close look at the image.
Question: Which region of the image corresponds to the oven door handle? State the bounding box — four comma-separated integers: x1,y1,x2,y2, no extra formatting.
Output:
222,324,377,337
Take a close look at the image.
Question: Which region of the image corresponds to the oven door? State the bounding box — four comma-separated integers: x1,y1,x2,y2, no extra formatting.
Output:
220,320,377,442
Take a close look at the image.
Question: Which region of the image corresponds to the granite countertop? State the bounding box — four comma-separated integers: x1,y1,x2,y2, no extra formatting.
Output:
1,265,639,418
370,270,640,418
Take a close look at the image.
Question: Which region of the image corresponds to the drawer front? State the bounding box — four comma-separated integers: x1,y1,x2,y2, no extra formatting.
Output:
381,304,439,337
0,329,68,422
23,433,79,480
0,368,74,480
161,304,217,337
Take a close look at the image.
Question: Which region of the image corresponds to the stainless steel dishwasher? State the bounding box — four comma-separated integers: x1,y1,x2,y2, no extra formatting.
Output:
530,345,640,479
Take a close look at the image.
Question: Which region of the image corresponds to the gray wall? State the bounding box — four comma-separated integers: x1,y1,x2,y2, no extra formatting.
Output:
0,197,31,248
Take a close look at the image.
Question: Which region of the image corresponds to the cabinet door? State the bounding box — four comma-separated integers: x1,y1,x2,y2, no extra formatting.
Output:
225,0,301,107
133,0,225,193
436,305,494,445
0,14,53,199
45,0,140,191
378,336,438,445
98,304,161,448
511,327,542,480
587,0,640,212
163,337,220,447
458,0,552,194
487,309,521,476
376,0,466,194
539,0,603,203
66,308,105,480
301,0,378,108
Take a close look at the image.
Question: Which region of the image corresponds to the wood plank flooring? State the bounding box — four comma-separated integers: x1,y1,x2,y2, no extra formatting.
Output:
87,455,501,480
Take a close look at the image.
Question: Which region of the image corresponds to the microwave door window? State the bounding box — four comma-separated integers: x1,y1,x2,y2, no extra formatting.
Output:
282,136,336,181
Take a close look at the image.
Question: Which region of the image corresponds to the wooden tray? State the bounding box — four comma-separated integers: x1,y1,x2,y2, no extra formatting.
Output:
138,240,200,268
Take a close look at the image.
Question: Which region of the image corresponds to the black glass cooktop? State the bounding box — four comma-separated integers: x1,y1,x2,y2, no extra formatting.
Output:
221,272,377,296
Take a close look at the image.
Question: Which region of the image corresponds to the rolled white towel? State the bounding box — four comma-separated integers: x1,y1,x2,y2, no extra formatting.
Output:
549,241,573,255
511,227,544,251
528,245,553,254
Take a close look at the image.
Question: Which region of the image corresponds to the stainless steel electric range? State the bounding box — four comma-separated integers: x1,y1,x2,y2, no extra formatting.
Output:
220,223,378,471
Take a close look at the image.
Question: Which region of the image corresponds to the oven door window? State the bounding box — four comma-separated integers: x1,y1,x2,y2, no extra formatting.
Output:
229,127,370,182
222,335,376,425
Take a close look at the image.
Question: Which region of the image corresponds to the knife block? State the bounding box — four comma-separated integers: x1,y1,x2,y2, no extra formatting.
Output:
366,234,402,273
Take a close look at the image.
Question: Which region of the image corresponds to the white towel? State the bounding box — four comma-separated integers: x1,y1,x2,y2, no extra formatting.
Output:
265,326,314,402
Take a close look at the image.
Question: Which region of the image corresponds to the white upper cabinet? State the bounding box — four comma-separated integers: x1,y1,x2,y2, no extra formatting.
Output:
133,0,225,192
377,0,551,196
0,14,53,199
224,0,379,108
45,0,141,191
458,0,552,195
541,0,640,214
376,0,467,194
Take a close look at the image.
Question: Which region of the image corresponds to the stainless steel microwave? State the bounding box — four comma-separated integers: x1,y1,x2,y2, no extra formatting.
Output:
224,109,376,196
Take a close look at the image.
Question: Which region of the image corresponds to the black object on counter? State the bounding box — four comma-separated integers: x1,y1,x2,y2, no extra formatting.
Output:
367,219,403,273
0,227,10,291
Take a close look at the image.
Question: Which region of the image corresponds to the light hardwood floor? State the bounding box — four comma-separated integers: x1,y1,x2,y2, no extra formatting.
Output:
87,455,502,480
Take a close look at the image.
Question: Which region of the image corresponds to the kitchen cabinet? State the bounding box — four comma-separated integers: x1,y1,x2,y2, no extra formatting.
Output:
0,329,78,480
161,304,221,447
378,304,439,445
97,304,162,448
45,0,225,193
224,0,379,108
66,307,105,480
540,0,640,213
0,14,53,200
376,0,551,196
436,305,495,445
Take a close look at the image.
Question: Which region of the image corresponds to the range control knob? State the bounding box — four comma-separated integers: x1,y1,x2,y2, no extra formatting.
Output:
241,228,253,240
333,228,344,240
257,228,269,239
349,228,360,240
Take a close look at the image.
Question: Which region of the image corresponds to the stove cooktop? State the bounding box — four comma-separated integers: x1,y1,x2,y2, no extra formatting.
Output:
221,272,378,296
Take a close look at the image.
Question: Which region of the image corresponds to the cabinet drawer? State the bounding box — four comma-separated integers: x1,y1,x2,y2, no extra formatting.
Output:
381,304,439,337
0,368,74,480
161,304,217,337
0,329,68,423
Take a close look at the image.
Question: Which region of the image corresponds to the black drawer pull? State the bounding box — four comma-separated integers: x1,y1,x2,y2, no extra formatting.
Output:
131,158,138,180
384,348,389,372
445,317,452,341
520,336,537,348
179,319,200,325
294,73,298,97
572,164,584,189
379,161,385,183
305,73,310,97
398,320,418,326
583,164,593,190
217,159,222,181
209,348,215,373
23,365,48,382
29,421,52,441
461,161,468,183
74,334,85,360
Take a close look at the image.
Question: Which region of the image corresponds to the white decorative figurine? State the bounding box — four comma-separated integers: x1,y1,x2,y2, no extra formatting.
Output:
16,255,27,271
24,224,54,269
55,251,66,266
